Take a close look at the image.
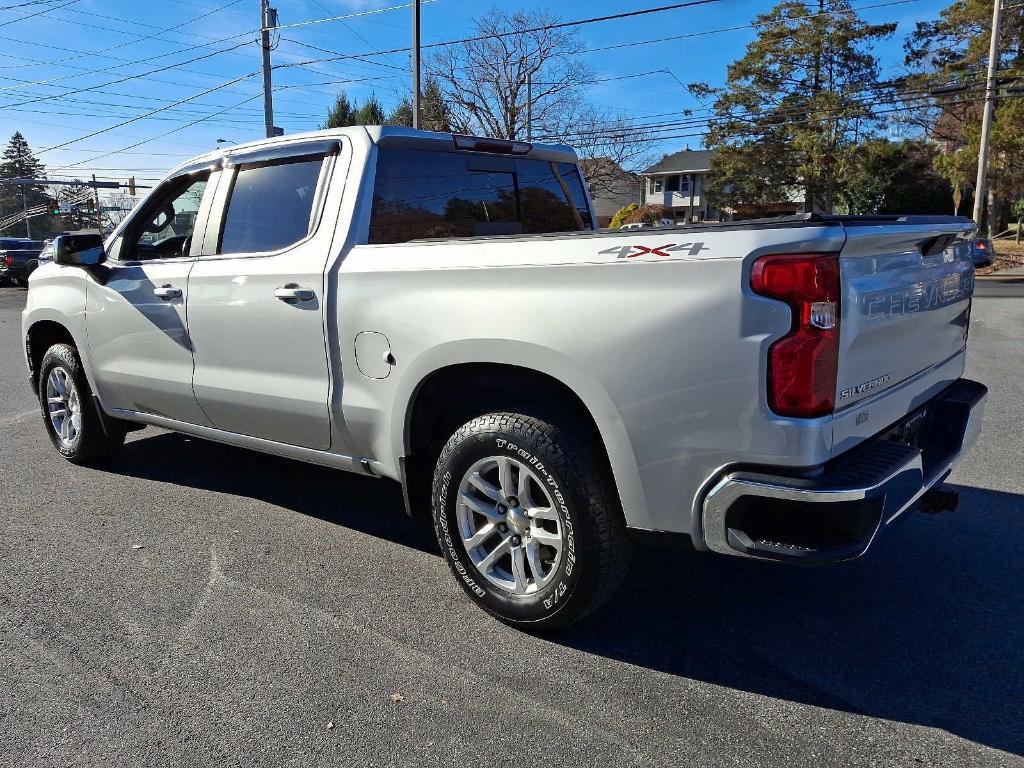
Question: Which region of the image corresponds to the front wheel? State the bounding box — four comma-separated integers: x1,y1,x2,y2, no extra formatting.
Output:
38,343,125,465
431,412,631,631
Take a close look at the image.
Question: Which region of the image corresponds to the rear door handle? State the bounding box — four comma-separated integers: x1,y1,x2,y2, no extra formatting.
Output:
275,285,316,302
154,285,182,300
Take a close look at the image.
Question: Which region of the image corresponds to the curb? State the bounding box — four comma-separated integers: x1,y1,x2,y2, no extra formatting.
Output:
976,273,1024,281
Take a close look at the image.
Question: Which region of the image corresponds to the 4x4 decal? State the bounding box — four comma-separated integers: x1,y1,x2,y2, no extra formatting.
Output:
599,242,710,259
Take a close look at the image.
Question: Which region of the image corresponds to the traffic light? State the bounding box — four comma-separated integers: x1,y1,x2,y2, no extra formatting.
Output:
85,198,95,213
128,176,136,196
48,198,60,215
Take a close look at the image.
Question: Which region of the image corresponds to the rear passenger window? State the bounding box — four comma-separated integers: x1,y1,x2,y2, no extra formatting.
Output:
219,158,324,254
369,148,593,244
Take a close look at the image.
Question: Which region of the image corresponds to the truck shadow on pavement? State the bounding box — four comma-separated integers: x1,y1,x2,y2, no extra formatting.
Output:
558,482,1024,757
109,431,437,555
109,432,1022,756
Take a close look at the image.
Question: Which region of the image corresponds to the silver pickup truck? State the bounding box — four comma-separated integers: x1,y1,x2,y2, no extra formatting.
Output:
22,127,986,630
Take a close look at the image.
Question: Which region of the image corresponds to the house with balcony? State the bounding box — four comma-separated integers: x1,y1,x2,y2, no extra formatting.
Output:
640,148,804,222
639,149,718,223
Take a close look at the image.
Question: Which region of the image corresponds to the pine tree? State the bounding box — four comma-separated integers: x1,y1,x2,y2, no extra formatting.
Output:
420,78,453,132
0,132,52,239
689,1,896,213
354,94,386,125
323,91,355,129
385,80,453,132
386,98,415,127
324,91,390,127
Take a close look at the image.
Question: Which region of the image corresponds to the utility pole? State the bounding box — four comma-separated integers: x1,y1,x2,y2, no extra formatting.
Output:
91,175,103,235
526,71,533,141
973,0,1003,231
411,0,421,129
20,183,31,239
261,0,277,139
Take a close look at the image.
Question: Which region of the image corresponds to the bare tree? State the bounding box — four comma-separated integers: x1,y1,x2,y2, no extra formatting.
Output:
428,8,653,197
428,8,591,140
549,104,653,197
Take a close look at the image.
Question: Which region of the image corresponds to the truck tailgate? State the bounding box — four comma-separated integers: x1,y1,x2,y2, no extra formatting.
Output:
832,220,976,456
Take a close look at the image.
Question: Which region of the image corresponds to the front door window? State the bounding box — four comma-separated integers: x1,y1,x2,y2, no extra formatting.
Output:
125,173,209,261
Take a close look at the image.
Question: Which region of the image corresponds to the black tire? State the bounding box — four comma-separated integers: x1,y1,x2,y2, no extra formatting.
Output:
22,260,38,283
431,411,632,631
37,343,125,465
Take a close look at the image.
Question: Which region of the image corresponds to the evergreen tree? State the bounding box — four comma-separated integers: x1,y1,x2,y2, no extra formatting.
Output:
324,91,390,127
386,98,415,127
385,80,453,132
689,1,896,213
323,91,355,129
0,131,52,238
836,139,952,215
354,94,386,125
420,78,453,132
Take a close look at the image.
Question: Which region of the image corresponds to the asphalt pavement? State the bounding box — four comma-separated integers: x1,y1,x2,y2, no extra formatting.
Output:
1,283,1022,767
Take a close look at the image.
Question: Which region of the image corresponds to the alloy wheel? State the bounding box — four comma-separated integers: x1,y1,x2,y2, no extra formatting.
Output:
46,367,81,448
456,456,565,595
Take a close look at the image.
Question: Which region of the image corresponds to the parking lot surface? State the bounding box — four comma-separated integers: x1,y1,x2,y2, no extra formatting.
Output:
1,284,1022,767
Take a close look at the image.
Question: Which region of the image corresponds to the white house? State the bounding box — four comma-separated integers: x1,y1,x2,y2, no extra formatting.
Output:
640,148,805,222
639,149,717,223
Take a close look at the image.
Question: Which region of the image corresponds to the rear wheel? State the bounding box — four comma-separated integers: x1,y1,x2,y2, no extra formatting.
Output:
431,411,631,631
38,343,125,464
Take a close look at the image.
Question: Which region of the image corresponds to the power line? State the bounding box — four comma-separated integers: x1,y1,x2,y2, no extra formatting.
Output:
0,28,255,95
36,70,261,154
579,0,919,55
1,0,76,24
0,39,258,110
274,0,726,71
281,37,409,73
59,93,264,168
7,0,962,165
0,0,65,10
62,0,246,57
272,0,438,32
545,92,1016,148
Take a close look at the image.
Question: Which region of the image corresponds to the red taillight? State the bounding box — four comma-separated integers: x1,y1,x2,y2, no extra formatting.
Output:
751,253,840,418
975,239,987,250
2,253,12,268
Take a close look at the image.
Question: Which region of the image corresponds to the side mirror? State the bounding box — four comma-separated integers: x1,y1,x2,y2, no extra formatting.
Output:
53,234,106,266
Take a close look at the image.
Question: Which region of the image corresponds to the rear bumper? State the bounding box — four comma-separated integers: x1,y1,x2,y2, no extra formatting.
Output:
701,378,986,562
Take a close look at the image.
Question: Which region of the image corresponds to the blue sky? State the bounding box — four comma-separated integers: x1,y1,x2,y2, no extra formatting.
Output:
0,0,950,189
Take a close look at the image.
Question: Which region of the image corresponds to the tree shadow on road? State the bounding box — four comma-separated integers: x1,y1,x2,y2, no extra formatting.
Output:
106,432,1023,756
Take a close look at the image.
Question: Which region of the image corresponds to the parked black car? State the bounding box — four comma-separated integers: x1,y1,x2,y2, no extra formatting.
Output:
969,237,996,267
0,237,44,286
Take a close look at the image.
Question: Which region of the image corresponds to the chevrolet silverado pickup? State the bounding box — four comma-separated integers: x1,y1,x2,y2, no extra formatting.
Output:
22,127,986,629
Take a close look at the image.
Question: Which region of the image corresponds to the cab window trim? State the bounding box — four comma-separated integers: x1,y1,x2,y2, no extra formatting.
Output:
107,168,218,266
203,153,334,261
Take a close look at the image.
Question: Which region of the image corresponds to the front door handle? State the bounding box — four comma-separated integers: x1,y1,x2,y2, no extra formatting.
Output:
154,284,182,300
275,285,316,303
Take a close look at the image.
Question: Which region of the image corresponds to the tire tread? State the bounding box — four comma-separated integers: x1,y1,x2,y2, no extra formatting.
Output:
432,410,631,629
